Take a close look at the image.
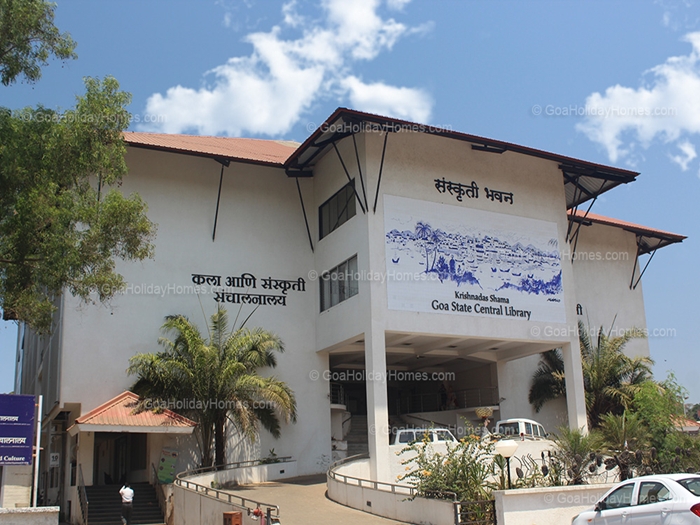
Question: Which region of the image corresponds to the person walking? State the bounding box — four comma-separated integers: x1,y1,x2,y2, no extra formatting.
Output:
119,482,134,525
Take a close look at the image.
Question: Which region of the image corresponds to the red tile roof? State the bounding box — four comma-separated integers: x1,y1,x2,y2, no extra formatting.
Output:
123,132,298,166
73,391,196,430
568,209,686,241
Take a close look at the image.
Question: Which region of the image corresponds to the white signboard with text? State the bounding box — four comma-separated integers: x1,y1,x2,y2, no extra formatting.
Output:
384,195,566,323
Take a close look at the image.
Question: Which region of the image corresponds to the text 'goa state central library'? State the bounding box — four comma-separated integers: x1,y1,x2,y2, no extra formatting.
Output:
13,108,685,519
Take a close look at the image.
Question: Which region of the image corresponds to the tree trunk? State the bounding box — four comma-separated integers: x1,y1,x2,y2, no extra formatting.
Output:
199,425,214,468
215,416,226,467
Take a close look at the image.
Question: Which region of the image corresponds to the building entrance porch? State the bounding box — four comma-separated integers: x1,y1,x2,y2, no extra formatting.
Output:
93,432,148,486
323,330,585,482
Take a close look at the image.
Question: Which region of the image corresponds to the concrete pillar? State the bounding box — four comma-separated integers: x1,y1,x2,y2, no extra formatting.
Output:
561,341,588,432
364,326,391,482
77,432,95,485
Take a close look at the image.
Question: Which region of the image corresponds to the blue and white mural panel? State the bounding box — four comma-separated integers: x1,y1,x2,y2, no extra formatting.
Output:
384,195,566,323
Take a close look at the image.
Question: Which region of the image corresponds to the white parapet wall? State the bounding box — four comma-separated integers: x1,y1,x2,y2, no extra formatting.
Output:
173,483,264,525
172,461,295,525
328,459,455,525
0,465,32,508
493,484,614,525
187,460,298,488
0,507,60,525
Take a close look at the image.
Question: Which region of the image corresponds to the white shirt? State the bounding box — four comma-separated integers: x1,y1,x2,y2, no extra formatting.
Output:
119,486,134,503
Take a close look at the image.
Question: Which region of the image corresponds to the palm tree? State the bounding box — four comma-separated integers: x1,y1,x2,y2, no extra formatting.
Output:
415,221,433,270
127,308,297,467
528,349,566,412
429,228,443,271
580,322,652,428
528,321,652,428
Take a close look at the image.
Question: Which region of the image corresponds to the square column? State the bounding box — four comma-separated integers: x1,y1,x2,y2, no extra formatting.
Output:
364,327,392,482
561,341,588,432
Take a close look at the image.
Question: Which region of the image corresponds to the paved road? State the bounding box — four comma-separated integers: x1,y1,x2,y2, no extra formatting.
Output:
228,474,411,525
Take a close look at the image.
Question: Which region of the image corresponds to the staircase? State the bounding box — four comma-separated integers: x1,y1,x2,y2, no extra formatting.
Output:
85,482,164,525
346,415,369,456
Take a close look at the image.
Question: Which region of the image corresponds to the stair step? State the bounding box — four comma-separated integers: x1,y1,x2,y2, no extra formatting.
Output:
85,483,163,525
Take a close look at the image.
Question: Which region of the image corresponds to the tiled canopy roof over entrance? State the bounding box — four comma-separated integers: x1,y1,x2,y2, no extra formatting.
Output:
67,391,196,435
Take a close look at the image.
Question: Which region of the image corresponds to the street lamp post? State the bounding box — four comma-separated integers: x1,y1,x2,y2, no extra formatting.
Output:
494,440,519,489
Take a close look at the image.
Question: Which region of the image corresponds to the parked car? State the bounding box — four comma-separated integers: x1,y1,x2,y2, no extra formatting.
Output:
571,473,700,525
494,418,548,440
390,427,457,446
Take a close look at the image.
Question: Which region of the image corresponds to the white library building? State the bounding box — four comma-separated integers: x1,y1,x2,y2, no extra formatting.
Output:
12,108,685,519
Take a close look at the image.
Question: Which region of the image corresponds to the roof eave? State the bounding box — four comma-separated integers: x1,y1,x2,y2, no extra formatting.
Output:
283,108,639,208
125,142,288,168
68,423,195,437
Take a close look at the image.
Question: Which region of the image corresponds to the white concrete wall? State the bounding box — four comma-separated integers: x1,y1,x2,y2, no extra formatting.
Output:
363,130,579,346
361,130,587,435
23,123,658,509
314,135,369,351
173,483,276,525
57,147,330,477
0,507,59,524
494,484,614,525
496,219,653,429
572,222,650,358
497,357,570,433
327,472,454,525
0,465,32,508
186,461,298,487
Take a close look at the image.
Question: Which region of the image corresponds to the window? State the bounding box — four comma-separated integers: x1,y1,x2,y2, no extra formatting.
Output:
319,181,357,239
435,430,455,442
638,482,671,505
499,423,519,436
399,431,415,444
320,256,358,311
603,484,634,509
677,477,700,496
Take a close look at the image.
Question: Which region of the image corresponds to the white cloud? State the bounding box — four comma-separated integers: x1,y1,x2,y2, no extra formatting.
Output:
387,0,411,10
670,140,697,170
141,0,432,136
577,32,700,168
342,76,432,122
281,1,304,27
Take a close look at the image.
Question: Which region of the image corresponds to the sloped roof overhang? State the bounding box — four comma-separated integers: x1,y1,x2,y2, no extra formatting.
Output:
568,209,686,256
283,108,639,209
67,391,196,436
123,131,299,168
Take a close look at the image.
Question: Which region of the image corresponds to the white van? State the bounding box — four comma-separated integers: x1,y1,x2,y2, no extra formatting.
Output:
390,428,457,446
495,418,548,440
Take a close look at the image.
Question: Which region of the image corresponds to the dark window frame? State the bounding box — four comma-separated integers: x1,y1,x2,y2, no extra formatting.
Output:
320,255,359,311
603,483,635,509
319,180,357,240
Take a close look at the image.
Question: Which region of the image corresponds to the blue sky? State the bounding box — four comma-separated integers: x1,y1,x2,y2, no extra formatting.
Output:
1,0,699,400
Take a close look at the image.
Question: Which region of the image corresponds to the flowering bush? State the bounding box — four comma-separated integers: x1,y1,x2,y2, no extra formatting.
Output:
397,434,493,501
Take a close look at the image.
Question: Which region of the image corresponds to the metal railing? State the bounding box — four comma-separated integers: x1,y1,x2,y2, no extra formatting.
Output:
77,464,88,525
174,457,294,518
327,453,418,496
397,387,500,414
330,382,347,406
151,463,166,516
329,454,496,525
455,499,496,525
